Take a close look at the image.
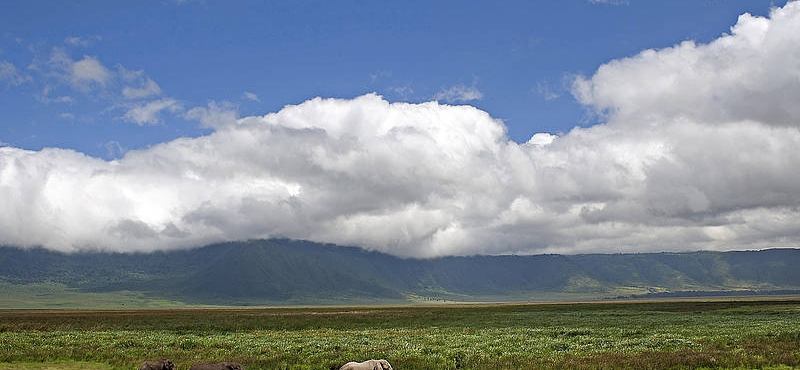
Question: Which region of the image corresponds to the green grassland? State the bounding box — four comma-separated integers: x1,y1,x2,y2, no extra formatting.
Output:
0,282,188,309
1,300,799,370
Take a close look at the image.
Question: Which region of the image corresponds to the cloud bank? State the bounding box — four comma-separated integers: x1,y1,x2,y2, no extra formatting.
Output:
2,2,800,257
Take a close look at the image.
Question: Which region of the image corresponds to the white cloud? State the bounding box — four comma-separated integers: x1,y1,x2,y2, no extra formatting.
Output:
64,36,101,47
185,101,238,129
123,98,182,125
0,61,30,86
103,141,125,159
122,79,162,100
70,55,112,88
41,49,112,93
64,37,89,47
392,86,414,100
241,92,260,102
33,49,180,125
370,70,392,83
37,85,73,104
1,2,800,257
434,84,483,103
572,3,800,128
536,81,559,101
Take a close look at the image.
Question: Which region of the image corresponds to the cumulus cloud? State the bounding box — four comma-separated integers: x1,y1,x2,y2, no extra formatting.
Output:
572,3,800,128
1,2,800,257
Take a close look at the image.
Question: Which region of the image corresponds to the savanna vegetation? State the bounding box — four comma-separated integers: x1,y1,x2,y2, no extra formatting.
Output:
1,299,799,370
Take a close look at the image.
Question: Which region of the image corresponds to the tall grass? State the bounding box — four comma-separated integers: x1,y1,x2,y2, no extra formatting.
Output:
1,300,799,369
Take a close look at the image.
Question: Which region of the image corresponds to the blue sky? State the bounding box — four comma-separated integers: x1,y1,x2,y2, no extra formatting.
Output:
1,1,799,257
1,0,783,159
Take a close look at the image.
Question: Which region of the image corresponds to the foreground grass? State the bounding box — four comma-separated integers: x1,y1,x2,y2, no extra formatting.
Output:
1,300,799,369
0,362,113,370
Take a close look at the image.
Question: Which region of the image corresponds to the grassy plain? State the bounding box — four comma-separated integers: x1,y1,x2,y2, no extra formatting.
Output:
0,282,187,309
1,299,799,370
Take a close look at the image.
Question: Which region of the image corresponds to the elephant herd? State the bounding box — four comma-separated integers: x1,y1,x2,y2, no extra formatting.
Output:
138,358,393,370
138,359,241,370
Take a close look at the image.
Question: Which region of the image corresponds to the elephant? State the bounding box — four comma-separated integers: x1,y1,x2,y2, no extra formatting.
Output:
139,359,175,370
339,359,393,370
188,362,243,370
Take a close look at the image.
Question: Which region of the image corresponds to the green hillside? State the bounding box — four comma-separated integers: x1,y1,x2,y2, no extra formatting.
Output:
1,239,798,307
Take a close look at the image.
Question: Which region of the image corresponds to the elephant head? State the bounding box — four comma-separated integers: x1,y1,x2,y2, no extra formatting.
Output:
162,359,176,370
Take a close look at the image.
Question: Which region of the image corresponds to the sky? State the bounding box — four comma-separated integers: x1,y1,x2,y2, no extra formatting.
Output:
0,0,798,257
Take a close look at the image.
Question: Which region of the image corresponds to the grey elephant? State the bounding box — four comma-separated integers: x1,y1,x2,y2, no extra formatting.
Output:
188,362,243,370
139,359,175,370
339,359,393,370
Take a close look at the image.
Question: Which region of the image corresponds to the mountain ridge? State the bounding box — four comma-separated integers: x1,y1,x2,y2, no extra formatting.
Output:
1,239,799,306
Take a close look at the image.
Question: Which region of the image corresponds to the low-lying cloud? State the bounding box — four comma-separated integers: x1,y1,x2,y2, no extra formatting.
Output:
2,2,800,257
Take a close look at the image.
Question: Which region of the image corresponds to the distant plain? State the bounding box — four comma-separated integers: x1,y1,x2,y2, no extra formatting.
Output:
1,299,799,370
